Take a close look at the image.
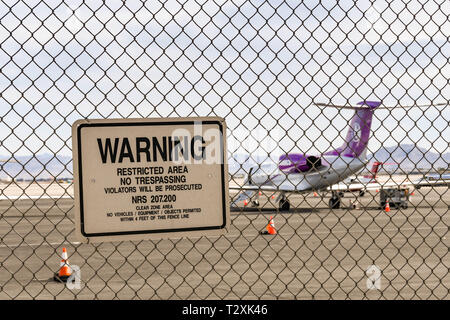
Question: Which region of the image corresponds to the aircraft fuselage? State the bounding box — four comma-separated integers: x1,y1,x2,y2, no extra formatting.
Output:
249,155,367,192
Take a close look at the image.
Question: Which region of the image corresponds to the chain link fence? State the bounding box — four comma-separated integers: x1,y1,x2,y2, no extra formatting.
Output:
0,0,449,299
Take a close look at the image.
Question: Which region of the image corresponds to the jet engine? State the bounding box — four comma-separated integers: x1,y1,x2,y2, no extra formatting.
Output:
306,156,322,170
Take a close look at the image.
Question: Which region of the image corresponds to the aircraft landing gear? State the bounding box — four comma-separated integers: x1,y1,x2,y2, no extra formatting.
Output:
279,199,290,211
278,193,290,211
329,191,341,209
252,199,260,207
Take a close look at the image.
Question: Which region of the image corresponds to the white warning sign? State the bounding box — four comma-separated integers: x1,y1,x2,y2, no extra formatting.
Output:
72,117,229,243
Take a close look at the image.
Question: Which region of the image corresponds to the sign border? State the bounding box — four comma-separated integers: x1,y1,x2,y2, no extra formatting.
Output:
75,119,228,239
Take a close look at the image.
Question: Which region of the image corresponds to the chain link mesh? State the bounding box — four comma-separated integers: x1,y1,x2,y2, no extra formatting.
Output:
0,0,449,299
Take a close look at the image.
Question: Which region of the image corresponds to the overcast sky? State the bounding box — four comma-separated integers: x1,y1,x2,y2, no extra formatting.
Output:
0,0,449,158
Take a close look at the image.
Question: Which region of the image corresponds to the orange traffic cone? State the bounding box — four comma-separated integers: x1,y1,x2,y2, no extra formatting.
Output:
313,191,318,197
54,248,72,283
384,202,390,213
260,216,277,235
243,199,248,206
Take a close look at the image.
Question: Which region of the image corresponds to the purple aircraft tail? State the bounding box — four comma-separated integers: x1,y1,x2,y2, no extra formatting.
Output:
324,101,381,158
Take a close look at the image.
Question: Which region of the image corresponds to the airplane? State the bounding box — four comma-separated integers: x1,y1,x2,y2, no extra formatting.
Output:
356,161,383,183
328,161,383,197
230,100,382,210
413,173,450,189
331,165,450,194
244,160,385,198
327,160,401,197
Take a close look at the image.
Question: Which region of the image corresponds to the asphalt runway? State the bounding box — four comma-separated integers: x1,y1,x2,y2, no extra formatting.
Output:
0,187,448,299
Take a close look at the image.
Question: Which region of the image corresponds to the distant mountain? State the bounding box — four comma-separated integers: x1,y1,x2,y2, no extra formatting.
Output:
1,152,277,180
368,144,450,172
228,144,450,174
1,144,448,180
0,154,72,180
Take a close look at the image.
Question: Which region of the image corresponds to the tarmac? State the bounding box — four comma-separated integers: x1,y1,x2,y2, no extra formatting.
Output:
0,184,448,299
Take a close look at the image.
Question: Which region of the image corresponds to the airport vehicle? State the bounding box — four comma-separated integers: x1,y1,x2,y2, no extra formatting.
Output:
230,101,381,210
379,188,409,209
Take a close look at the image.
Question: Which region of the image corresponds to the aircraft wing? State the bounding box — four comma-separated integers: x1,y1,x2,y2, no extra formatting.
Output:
378,179,450,189
329,180,415,192
327,177,449,193
229,183,314,207
328,182,367,192
229,181,317,193
364,181,414,190
413,180,450,188
230,189,258,207
229,185,312,207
